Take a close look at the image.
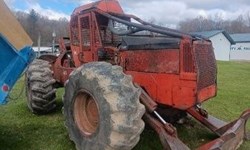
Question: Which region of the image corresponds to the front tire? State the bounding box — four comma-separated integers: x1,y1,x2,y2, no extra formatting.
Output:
25,59,56,114
63,62,145,150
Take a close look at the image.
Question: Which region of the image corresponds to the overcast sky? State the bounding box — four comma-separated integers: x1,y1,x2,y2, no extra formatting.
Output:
4,0,250,28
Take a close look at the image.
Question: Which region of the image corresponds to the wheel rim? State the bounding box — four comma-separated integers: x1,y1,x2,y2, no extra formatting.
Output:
73,90,100,137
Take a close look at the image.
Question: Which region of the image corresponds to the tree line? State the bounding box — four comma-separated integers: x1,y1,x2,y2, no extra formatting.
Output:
178,13,250,33
15,9,69,46
15,9,250,46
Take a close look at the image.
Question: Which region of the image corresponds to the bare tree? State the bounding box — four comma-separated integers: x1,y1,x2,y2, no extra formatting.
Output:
178,16,215,32
246,12,250,28
229,15,248,33
15,10,69,46
178,13,250,34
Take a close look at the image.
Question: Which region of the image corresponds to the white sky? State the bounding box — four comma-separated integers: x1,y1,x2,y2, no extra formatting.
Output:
4,0,250,28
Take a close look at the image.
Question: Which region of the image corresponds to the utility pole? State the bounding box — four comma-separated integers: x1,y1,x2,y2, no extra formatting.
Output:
38,33,41,57
52,30,56,54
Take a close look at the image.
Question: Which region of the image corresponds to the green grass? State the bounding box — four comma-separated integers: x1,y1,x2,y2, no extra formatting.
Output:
0,61,250,150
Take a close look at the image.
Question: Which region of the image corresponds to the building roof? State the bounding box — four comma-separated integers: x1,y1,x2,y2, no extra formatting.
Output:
230,33,250,43
191,30,235,44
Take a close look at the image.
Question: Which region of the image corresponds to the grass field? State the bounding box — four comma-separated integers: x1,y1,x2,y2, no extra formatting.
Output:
0,61,250,150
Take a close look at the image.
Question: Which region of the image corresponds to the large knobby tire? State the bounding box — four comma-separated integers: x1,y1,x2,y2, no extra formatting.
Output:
25,59,56,114
63,62,145,150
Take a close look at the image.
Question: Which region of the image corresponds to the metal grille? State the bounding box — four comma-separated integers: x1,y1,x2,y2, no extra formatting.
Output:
70,16,79,46
194,42,217,91
80,17,90,48
183,43,195,72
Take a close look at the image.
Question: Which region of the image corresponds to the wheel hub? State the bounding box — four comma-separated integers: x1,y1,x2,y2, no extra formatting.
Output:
74,90,100,137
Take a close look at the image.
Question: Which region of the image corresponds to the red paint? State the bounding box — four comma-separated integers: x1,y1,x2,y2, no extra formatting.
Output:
50,0,217,109
120,49,179,74
124,71,197,110
2,84,9,92
72,0,124,15
119,39,216,110
38,1,250,149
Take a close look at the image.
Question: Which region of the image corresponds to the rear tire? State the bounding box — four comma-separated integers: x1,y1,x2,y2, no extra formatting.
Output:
63,62,145,150
25,59,56,114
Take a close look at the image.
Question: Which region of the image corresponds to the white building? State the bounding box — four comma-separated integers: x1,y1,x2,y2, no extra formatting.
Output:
32,46,59,57
32,47,52,57
230,33,250,61
192,30,235,61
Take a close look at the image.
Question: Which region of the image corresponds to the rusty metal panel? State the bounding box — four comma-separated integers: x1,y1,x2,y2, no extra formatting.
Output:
194,41,217,91
121,36,180,50
121,49,179,74
72,0,124,16
182,42,195,73
0,0,32,50
125,71,197,109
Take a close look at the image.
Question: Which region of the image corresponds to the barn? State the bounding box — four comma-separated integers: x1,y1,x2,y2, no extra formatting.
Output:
230,33,250,61
192,30,235,61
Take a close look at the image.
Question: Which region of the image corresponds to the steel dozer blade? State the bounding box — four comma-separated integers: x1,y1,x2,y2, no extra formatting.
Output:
144,106,250,150
139,87,250,150
188,107,250,150
0,0,32,50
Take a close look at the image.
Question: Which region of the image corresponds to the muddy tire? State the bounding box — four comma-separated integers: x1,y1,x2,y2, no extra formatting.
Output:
25,59,56,114
63,62,145,150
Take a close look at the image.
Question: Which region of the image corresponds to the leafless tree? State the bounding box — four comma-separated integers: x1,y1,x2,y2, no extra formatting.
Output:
178,13,250,34
15,10,69,46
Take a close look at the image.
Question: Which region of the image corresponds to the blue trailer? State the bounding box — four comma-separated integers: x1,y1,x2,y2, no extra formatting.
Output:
0,34,35,104
0,1,35,104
